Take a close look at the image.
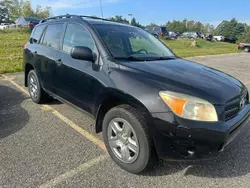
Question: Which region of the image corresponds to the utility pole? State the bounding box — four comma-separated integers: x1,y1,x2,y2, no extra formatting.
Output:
100,0,104,18
128,14,132,24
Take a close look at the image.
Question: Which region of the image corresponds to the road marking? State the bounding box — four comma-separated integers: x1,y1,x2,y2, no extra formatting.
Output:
244,80,250,86
2,75,107,152
2,75,29,95
41,105,107,151
39,155,108,188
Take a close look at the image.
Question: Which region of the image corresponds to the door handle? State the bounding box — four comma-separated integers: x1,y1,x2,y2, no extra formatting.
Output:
55,59,62,66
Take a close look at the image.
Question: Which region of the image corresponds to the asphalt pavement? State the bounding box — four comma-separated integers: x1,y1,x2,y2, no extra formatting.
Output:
1,53,250,188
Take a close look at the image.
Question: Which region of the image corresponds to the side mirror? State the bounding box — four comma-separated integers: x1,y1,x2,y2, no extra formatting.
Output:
70,46,94,62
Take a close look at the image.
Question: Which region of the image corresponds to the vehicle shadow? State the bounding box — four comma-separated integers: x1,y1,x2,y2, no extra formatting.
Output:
144,124,250,178
0,85,29,139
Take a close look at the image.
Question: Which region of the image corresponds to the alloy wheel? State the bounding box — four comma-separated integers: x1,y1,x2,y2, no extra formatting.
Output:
107,118,139,163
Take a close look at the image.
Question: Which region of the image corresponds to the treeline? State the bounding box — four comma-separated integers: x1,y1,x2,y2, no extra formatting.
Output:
1,3,250,43
0,0,52,22
108,16,250,43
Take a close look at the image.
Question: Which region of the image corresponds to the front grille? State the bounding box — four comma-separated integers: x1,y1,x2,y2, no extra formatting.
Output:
225,90,248,121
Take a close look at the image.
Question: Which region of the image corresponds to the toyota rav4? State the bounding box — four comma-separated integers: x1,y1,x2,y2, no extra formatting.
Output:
24,15,250,174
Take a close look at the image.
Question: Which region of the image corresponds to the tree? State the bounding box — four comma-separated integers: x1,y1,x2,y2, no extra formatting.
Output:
215,18,246,41
21,0,33,17
130,17,143,28
0,0,52,22
108,15,129,24
202,23,214,34
166,19,213,33
145,23,158,28
238,26,250,43
166,20,187,33
0,5,8,23
131,17,136,26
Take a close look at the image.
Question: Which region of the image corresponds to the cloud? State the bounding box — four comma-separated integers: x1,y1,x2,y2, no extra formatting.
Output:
32,0,119,9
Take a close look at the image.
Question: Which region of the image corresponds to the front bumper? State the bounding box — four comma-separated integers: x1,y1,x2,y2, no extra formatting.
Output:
151,104,250,160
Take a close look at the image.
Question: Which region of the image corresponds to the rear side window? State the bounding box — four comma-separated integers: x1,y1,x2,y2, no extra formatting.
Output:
42,24,64,49
62,23,95,53
31,25,45,43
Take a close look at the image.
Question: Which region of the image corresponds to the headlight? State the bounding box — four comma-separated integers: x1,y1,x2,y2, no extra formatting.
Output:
159,91,218,122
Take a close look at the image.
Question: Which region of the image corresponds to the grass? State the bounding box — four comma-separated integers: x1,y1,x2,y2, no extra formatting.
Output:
0,29,30,74
163,38,240,57
0,30,241,74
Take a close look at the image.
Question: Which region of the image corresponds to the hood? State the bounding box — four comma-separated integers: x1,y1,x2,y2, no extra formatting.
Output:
119,58,245,104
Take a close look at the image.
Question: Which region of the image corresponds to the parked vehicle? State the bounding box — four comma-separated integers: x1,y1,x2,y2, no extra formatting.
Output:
181,32,202,39
0,23,9,30
15,17,40,29
168,31,180,39
205,34,213,41
24,15,250,174
145,26,168,38
213,35,225,41
238,43,250,52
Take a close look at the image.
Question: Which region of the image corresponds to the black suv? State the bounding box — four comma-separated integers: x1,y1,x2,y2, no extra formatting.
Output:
24,15,250,174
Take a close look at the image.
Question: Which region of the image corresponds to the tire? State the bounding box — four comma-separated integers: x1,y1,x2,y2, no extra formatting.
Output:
102,104,156,174
27,70,49,104
244,47,250,52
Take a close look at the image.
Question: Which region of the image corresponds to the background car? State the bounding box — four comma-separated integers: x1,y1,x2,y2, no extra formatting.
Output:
0,23,10,30
168,31,180,39
181,31,202,39
145,26,168,38
15,16,40,29
205,34,213,41
213,35,225,41
238,43,250,52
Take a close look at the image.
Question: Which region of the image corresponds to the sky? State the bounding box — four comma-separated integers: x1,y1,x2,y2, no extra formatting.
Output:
31,0,250,26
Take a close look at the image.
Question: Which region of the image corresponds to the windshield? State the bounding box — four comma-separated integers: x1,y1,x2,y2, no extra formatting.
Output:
93,24,175,60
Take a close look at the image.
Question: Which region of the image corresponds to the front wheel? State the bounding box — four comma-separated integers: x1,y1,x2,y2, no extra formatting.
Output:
102,105,156,174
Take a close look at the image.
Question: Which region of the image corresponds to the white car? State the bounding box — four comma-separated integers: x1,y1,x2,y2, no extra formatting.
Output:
0,23,10,30
213,36,225,41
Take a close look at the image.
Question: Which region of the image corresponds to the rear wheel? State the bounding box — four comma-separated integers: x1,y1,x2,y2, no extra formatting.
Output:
27,70,50,104
102,104,156,174
244,47,250,52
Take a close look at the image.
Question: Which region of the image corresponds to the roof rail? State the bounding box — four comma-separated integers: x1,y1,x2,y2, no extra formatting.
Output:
39,14,111,24
78,15,110,22
39,14,82,24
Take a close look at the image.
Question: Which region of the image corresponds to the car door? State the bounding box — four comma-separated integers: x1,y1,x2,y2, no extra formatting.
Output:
33,23,64,92
53,22,101,114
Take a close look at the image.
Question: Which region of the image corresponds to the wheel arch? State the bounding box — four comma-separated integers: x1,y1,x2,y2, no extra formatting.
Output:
95,89,153,133
24,63,35,87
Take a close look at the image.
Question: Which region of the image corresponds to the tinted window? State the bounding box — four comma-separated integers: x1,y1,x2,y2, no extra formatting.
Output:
63,23,95,53
31,25,45,43
161,27,167,33
42,24,64,49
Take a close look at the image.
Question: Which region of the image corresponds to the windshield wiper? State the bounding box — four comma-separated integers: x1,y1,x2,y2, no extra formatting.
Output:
114,55,148,61
114,55,177,61
157,56,176,60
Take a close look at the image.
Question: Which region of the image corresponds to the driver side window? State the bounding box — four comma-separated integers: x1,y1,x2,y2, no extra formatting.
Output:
63,23,95,53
